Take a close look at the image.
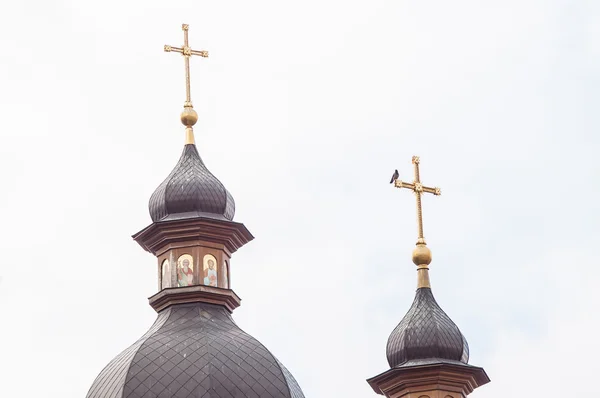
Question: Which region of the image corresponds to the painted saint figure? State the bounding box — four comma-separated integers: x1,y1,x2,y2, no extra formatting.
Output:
161,259,171,289
177,256,194,287
203,255,218,287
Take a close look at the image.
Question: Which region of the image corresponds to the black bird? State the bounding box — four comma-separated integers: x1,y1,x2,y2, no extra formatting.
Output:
389,169,399,184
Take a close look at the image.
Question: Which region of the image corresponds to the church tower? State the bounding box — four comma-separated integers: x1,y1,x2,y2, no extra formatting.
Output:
367,157,490,398
86,24,305,398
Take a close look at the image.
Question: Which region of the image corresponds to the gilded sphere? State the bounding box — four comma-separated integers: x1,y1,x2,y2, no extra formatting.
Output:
412,244,432,266
180,108,198,127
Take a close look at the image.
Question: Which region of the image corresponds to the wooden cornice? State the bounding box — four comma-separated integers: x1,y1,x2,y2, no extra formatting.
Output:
132,216,254,256
367,361,490,397
149,285,242,313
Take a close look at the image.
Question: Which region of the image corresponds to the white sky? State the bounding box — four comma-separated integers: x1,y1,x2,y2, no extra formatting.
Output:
1,0,599,397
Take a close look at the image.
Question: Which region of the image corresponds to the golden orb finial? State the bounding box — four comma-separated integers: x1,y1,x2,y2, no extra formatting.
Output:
180,106,198,127
413,242,432,288
412,243,432,266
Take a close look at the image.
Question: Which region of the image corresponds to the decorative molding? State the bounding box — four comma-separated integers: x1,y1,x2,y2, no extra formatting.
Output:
149,285,242,313
133,216,254,256
367,361,490,397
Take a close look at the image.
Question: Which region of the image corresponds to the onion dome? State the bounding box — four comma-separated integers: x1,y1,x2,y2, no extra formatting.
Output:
383,180,469,369
369,156,489,397
149,144,235,222
386,287,469,367
86,302,305,398
88,24,305,398
386,242,469,368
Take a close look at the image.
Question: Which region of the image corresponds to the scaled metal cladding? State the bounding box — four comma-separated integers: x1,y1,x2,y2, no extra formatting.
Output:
386,287,470,368
86,302,305,398
149,144,235,222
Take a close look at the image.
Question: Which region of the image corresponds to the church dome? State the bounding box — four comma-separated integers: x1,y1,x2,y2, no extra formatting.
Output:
149,144,235,222
386,287,469,368
86,302,305,398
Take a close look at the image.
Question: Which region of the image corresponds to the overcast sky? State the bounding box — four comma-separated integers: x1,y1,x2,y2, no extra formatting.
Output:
1,1,599,397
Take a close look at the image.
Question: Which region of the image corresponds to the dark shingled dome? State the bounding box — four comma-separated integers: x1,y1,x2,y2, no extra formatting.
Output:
386,287,469,368
86,302,305,398
149,144,235,222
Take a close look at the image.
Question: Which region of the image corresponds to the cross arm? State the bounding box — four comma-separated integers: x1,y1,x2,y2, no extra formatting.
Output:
394,180,415,190
164,45,184,53
164,45,208,58
394,179,440,195
190,49,209,57
421,185,441,196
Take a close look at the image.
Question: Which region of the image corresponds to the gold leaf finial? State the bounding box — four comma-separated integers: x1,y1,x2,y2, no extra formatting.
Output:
164,24,209,145
391,156,441,289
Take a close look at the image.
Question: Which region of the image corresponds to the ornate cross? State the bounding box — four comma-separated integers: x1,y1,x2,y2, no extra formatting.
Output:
164,24,208,107
392,156,441,244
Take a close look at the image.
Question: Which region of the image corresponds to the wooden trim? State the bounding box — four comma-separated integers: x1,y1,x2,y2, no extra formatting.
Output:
367,362,490,397
149,285,242,313
132,217,254,256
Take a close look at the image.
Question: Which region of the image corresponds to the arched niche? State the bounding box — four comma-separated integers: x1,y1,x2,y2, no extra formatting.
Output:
202,254,218,287
222,260,229,289
161,259,171,289
176,254,194,287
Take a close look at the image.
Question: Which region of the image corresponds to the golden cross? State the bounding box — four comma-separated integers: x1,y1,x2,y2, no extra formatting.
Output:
392,156,441,244
164,24,208,107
